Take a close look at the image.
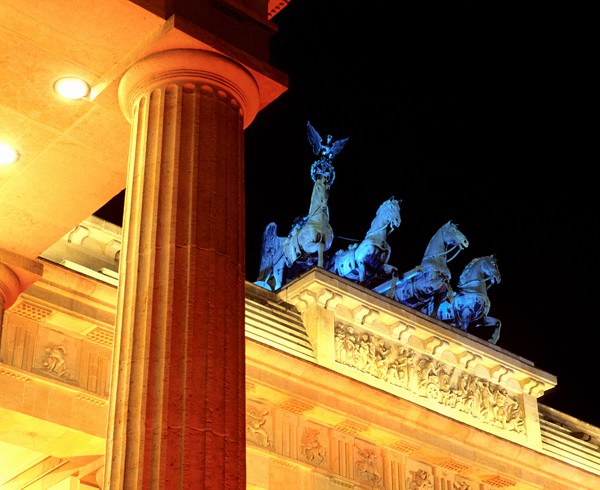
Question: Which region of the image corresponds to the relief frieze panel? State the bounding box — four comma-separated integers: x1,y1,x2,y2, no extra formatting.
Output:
36,343,79,386
453,479,474,490
245,394,516,489
246,404,272,449
3,310,112,395
334,321,526,435
42,344,69,377
354,444,383,487
284,278,556,401
407,468,433,490
301,427,328,467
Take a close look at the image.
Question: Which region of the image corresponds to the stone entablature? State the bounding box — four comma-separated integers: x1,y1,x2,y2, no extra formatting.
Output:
245,394,502,490
40,216,123,281
246,392,455,490
0,361,107,458
245,339,597,490
2,227,596,488
0,257,114,474
278,268,557,450
1,309,112,398
1,259,116,399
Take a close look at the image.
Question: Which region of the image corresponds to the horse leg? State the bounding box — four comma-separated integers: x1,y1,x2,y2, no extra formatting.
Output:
381,264,396,276
357,261,366,283
457,307,474,332
386,271,399,299
273,259,285,291
477,316,501,344
428,291,444,319
317,241,324,267
489,322,501,344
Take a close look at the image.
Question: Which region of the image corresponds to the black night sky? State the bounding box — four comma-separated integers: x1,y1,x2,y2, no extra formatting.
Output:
97,1,598,426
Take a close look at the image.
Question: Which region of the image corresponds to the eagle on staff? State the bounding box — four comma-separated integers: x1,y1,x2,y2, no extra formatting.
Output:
307,121,349,184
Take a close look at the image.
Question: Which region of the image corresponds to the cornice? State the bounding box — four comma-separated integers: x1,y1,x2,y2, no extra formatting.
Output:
278,268,556,398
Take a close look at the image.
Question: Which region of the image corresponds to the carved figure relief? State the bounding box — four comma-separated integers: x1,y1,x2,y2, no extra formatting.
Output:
453,479,473,490
355,446,382,486
407,469,433,490
301,427,327,466
42,344,71,378
246,406,271,447
333,322,526,435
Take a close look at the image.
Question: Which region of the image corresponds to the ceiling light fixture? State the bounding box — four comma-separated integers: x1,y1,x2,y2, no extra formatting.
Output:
0,143,19,165
54,77,90,100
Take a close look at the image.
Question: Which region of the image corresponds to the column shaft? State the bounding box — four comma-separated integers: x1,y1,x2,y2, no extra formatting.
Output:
106,49,258,489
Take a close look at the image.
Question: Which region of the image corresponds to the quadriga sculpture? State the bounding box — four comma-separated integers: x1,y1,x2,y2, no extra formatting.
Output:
327,197,401,285
255,121,348,291
436,255,502,344
376,221,468,317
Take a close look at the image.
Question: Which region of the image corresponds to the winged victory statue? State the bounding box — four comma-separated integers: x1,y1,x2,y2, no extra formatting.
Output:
307,120,349,185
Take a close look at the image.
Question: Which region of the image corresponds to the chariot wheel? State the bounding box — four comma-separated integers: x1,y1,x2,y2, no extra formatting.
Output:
426,382,439,400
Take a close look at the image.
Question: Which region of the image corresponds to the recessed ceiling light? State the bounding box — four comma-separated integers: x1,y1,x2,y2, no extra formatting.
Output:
54,77,90,100
0,143,19,165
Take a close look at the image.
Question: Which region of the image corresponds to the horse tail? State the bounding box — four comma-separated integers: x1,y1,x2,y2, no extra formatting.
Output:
257,222,282,284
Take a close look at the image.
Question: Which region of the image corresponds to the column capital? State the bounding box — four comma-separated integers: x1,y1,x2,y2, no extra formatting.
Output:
0,249,43,309
118,48,260,128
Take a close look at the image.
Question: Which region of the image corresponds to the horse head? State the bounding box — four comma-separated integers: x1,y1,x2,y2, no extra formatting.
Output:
420,221,468,273
440,221,469,252
480,254,501,285
458,255,501,290
377,196,401,232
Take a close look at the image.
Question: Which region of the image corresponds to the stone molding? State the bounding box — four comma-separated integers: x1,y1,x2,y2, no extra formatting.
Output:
333,320,527,437
245,339,598,489
118,48,260,128
278,268,557,449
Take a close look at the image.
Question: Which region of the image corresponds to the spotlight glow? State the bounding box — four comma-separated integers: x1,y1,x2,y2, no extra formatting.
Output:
54,77,90,99
0,143,19,164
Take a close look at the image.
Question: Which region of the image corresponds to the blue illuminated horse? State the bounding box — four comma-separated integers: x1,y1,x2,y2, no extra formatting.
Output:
385,221,469,317
327,197,401,285
436,255,502,344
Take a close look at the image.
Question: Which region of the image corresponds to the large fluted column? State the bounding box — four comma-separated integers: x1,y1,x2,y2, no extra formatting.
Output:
104,49,260,489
